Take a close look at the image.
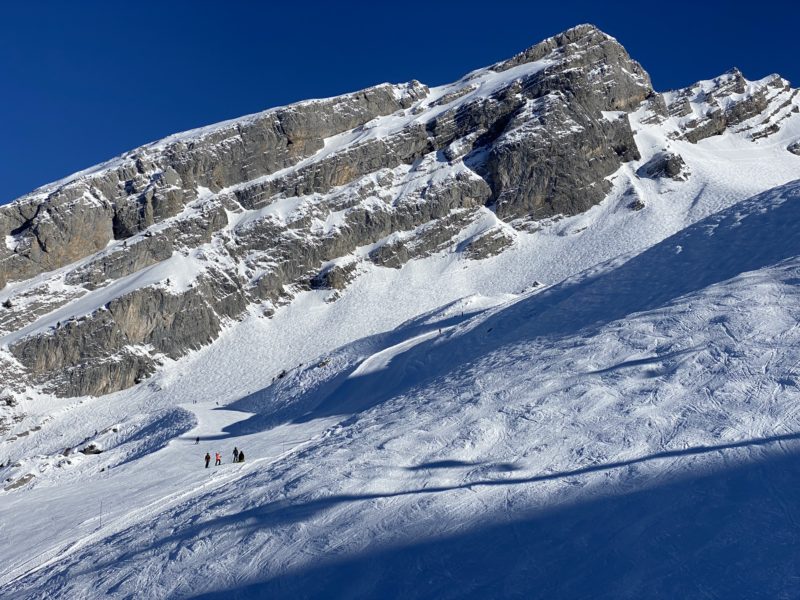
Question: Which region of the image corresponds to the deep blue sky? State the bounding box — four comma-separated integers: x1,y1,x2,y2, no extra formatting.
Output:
1,0,797,204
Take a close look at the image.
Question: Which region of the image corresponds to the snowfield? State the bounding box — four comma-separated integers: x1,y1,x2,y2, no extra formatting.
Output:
3,173,800,596
2,51,800,598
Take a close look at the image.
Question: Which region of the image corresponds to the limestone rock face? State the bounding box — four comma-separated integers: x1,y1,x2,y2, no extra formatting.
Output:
487,95,641,220
311,261,359,292
461,228,515,260
636,151,689,181
661,69,798,143
1,24,798,398
10,272,248,396
0,81,429,288
477,24,651,220
0,193,115,289
65,235,175,290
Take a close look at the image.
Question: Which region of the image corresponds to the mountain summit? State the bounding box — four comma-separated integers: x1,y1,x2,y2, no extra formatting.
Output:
2,24,795,401
2,23,800,599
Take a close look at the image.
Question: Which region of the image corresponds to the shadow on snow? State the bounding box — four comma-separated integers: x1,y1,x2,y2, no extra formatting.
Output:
205,181,800,436
165,431,800,598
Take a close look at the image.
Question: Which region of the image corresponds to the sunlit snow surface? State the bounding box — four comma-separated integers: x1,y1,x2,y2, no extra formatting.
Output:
2,75,800,597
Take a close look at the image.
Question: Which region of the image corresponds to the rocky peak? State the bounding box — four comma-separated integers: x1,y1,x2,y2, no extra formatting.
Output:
5,24,792,401
491,24,652,111
655,68,799,143
0,25,650,290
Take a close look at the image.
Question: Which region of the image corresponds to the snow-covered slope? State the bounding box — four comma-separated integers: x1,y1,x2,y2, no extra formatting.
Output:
4,179,800,598
0,24,798,403
0,23,652,398
2,23,800,599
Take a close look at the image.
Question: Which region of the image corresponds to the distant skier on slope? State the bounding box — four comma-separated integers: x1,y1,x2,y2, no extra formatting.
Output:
205,452,211,468
238,450,245,463
195,436,200,445
232,447,238,463
215,452,222,466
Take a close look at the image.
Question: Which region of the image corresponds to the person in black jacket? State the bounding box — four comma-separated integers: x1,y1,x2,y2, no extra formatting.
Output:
204,452,211,468
238,450,245,463
232,447,238,463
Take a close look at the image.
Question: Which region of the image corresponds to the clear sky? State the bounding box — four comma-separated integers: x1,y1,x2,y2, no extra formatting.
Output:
1,0,797,204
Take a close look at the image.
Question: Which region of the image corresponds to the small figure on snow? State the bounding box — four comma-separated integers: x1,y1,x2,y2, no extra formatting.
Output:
232,447,238,463
238,450,245,463
195,436,200,445
215,452,222,466
204,452,211,468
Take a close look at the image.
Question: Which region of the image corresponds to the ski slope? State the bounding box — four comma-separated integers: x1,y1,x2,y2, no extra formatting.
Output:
1,52,800,597
2,171,800,597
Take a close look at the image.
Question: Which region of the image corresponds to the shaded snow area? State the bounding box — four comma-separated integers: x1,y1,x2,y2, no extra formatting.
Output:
3,177,800,598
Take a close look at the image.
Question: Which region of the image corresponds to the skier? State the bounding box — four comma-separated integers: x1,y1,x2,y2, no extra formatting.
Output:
238,450,245,463
215,452,222,466
232,447,238,463
195,436,200,445
204,452,211,468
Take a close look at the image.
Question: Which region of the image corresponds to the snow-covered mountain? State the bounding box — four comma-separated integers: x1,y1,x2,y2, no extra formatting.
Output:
2,24,800,599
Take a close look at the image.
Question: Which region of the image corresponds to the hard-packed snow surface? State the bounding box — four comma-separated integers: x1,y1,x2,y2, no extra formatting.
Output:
2,29,800,598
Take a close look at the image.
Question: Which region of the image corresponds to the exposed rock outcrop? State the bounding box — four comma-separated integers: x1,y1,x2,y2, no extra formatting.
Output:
311,261,360,291
461,228,515,260
662,69,797,143
1,24,797,398
0,82,429,288
636,151,689,181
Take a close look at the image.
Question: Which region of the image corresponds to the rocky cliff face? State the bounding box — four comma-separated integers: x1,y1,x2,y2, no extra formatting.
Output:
0,24,798,399
652,68,799,143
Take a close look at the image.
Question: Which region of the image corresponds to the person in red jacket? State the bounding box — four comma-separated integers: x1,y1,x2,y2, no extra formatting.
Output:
214,452,222,466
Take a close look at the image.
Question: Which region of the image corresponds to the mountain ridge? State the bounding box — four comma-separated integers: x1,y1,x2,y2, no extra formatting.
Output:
0,22,799,402
3,23,800,598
